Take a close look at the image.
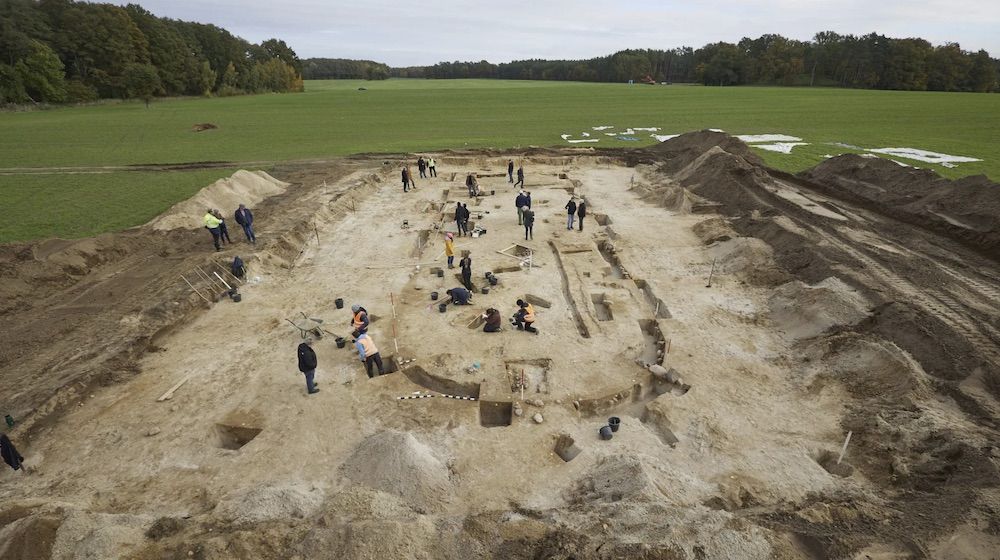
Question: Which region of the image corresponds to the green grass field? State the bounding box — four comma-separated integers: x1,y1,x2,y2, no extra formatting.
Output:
2,79,998,242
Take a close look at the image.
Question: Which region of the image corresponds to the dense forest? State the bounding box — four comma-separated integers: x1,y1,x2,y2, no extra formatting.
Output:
301,58,390,81
388,32,999,92
0,0,303,104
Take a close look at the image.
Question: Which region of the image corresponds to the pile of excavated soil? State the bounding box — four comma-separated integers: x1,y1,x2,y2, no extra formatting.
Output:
339,431,452,511
800,154,1000,257
626,130,764,169
148,170,289,231
706,237,788,286
692,217,737,245
215,483,326,524
804,334,930,403
768,277,871,341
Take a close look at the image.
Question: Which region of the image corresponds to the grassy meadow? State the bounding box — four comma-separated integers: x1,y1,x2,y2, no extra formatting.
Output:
2,79,999,241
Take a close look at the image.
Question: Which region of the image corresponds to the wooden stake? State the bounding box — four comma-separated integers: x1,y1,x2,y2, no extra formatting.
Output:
666,339,672,354
313,221,320,246
837,431,853,465
706,258,717,288
195,266,226,292
212,261,243,285
180,274,212,304
157,376,190,402
213,271,232,291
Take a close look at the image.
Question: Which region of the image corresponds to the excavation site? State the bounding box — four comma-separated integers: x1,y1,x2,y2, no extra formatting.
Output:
1,131,999,559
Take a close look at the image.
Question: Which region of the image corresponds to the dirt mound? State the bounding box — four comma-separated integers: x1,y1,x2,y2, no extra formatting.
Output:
572,454,654,503
801,154,1000,257
626,130,764,169
339,431,452,511
692,217,737,244
768,277,871,340
215,483,326,524
806,334,930,403
630,178,704,212
706,237,788,286
0,513,61,560
148,170,289,231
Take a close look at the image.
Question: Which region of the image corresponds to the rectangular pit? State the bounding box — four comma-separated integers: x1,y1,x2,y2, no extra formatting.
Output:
591,293,614,321
479,401,513,427
215,424,262,450
505,359,552,394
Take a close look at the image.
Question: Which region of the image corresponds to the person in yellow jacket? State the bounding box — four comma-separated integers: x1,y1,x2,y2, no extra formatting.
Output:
355,333,384,378
203,208,223,251
444,232,455,268
511,299,538,334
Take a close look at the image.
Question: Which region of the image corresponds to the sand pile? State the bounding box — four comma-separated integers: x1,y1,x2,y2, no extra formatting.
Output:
630,178,704,213
572,454,655,503
339,431,452,511
801,155,1000,257
215,483,326,524
807,334,929,403
148,170,289,231
706,237,787,286
692,217,737,244
768,277,871,340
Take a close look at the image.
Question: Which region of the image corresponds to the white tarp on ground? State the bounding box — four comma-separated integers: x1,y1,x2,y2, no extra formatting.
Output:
567,139,599,143
592,125,614,130
866,148,982,164
652,134,681,142
737,134,803,143
754,142,809,154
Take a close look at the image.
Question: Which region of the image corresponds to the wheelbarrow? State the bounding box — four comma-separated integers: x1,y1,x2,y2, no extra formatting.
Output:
285,312,329,339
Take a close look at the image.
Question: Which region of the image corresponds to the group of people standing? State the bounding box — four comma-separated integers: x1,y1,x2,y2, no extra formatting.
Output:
564,196,587,231
203,204,256,251
508,159,524,187
403,156,438,192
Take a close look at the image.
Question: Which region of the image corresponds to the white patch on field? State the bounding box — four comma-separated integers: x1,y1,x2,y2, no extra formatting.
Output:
560,134,571,140
652,134,680,142
632,127,660,132
941,162,956,168
891,160,911,167
867,147,981,164
567,139,599,144
605,132,618,136
592,126,614,130
822,154,835,159
829,142,862,150
581,132,591,137
709,128,725,132
737,134,802,143
753,142,809,154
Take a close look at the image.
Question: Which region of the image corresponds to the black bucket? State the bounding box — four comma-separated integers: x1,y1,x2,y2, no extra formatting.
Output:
488,276,498,286
431,291,439,300
230,292,242,303
335,298,344,309
484,271,492,279
438,303,448,313
437,269,444,278
335,337,346,348
599,425,613,440
608,416,621,432
481,287,490,295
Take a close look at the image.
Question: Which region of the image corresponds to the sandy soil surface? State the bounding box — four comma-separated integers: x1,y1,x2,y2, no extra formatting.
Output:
1,135,998,559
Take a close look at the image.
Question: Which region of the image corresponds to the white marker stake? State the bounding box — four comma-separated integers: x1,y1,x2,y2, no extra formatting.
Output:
837,431,853,465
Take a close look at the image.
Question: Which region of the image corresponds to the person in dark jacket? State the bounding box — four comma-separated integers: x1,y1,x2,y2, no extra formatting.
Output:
483,308,502,332
454,202,465,236
522,206,535,240
213,209,232,244
1,433,24,471
401,166,411,192
296,338,319,394
459,252,473,291
514,165,525,188
507,159,514,183
447,287,472,305
417,157,427,178
234,203,256,244
577,199,587,231
457,203,470,236
565,197,577,230
515,191,528,224
525,191,532,209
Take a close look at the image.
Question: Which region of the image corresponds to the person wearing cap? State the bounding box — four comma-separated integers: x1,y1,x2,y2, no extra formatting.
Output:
515,190,528,225
203,208,223,251
446,287,472,305
234,203,256,244
355,333,384,378
350,304,369,338
565,197,577,230
444,233,455,268
511,299,538,334
296,338,320,394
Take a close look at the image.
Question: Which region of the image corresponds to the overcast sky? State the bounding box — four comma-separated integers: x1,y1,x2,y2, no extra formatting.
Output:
116,1,1000,66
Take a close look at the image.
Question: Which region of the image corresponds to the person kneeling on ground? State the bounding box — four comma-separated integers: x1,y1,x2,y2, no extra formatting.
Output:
355,333,385,378
447,287,472,305
483,308,502,332
350,304,369,339
510,299,538,334
296,338,320,394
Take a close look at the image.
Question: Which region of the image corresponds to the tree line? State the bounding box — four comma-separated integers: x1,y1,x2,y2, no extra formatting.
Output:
301,58,390,80
1,0,303,105
387,32,999,92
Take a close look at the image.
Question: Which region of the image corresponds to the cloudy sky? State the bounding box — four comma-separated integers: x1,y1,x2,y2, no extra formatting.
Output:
117,0,999,65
